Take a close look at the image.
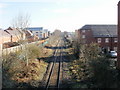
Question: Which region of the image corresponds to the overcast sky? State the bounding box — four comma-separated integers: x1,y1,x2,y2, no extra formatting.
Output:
0,0,119,32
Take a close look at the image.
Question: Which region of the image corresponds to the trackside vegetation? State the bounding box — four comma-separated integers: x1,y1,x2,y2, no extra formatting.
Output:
68,39,118,88
2,44,48,88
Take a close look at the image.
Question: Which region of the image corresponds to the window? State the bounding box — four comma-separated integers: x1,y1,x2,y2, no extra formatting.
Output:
82,35,85,38
36,34,38,36
114,47,117,51
82,30,85,33
105,38,109,43
97,38,101,43
114,38,118,43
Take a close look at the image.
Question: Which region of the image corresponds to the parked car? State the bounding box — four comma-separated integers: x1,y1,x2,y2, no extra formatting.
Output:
107,51,117,58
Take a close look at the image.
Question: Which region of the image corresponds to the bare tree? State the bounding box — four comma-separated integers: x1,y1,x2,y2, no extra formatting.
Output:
11,12,31,66
11,13,31,42
53,29,61,38
72,32,83,58
49,29,61,45
11,12,31,30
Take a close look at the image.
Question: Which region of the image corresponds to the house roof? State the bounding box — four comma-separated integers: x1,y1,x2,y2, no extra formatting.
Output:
0,30,11,37
80,25,117,37
26,27,43,31
24,30,33,36
5,27,22,36
0,30,11,44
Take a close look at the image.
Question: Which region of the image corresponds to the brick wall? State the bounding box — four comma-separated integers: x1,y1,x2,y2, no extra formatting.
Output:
0,37,11,44
77,29,117,52
95,37,117,51
78,29,95,44
11,35,22,42
0,34,22,45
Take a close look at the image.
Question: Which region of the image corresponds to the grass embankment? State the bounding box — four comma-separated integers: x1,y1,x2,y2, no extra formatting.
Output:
2,43,53,88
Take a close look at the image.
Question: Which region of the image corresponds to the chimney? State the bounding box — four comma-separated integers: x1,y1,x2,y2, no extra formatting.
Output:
7,27,13,30
117,1,120,69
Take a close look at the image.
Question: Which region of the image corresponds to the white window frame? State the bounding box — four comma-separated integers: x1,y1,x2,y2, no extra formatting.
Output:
105,38,109,43
97,38,101,43
114,38,118,43
82,35,85,38
114,47,117,51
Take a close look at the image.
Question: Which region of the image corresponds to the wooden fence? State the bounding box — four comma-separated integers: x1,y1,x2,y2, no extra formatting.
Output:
2,41,39,55
1,38,49,56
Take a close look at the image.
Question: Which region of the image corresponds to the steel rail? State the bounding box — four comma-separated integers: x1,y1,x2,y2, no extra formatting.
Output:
45,39,62,89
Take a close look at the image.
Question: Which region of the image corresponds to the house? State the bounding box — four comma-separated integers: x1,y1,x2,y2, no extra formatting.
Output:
0,30,12,48
24,30,39,42
26,27,49,39
77,25,117,52
26,27,43,39
0,27,26,48
4,27,25,42
0,30,11,44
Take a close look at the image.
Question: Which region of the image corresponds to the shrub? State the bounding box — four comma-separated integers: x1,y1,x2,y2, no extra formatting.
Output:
90,57,117,88
2,52,24,88
18,44,43,66
70,43,117,88
70,43,100,80
27,44,42,59
2,45,48,88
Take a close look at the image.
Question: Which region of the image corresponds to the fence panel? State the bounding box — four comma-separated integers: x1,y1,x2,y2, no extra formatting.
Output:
2,41,39,55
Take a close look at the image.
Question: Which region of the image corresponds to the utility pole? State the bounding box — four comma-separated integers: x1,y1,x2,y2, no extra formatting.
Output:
117,1,120,69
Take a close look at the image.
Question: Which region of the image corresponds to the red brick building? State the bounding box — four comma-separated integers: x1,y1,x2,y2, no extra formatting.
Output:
0,27,26,48
117,1,120,69
4,27,25,42
77,25,117,52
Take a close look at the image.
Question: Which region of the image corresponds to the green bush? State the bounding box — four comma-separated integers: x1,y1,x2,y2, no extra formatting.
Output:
2,44,47,88
18,44,43,63
27,44,42,59
90,57,117,88
2,52,24,88
70,43,117,88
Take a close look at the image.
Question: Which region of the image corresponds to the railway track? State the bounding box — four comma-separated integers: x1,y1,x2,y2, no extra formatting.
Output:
42,39,64,89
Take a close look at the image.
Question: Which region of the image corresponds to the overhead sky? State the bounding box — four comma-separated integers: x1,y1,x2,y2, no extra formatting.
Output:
0,0,119,32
